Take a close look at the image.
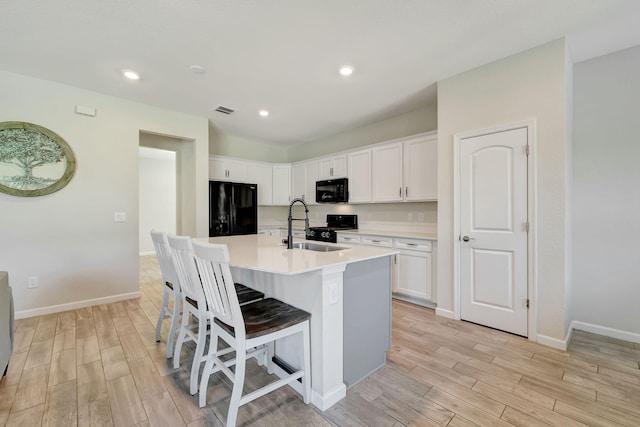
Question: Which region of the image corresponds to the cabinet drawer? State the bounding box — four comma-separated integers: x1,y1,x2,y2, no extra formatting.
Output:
337,234,361,245
360,235,393,248
395,239,432,252
292,230,306,238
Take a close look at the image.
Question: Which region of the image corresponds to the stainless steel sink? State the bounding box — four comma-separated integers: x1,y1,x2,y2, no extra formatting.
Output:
289,242,347,252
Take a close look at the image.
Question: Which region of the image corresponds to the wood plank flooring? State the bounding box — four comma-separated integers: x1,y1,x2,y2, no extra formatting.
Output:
1,255,639,426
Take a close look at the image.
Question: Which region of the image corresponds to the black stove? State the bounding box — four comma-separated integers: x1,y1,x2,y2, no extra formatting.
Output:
307,214,358,243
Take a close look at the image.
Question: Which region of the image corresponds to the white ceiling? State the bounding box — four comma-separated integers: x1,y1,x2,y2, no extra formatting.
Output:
1,1,639,146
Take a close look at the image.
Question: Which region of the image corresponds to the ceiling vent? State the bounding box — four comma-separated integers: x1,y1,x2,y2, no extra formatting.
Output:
214,105,235,115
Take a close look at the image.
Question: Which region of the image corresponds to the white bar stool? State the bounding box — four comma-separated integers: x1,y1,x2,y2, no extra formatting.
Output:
150,230,181,359
192,240,311,427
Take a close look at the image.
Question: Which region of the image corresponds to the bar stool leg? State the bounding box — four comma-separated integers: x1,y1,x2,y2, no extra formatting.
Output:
190,314,208,395
227,342,247,427
302,321,311,404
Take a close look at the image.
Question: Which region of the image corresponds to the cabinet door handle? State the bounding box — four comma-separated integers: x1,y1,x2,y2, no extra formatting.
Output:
399,187,402,197
407,243,417,246
406,187,408,197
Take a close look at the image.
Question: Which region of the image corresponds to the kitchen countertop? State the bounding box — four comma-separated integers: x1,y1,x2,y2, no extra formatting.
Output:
195,234,397,275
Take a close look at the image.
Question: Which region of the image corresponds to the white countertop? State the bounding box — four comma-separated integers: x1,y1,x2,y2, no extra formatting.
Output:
194,234,397,275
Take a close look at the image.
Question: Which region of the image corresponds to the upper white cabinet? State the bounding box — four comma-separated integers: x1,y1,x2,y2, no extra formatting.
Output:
209,156,248,182
348,149,372,203
209,131,436,205
248,162,291,206
372,143,404,202
403,134,437,201
318,155,347,179
371,132,438,203
248,162,273,205
272,164,291,205
291,160,318,205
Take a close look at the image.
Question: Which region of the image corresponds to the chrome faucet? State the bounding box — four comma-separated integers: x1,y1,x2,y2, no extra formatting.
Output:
287,197,309,249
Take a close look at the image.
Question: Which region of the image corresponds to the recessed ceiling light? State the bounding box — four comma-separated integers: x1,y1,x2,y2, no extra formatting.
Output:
123,70,140,80
339,66,354,76
259,110,269,117
190,65,205,74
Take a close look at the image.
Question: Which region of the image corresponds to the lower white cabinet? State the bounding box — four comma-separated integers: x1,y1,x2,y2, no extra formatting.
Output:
258,228,284,237
335,232,437,305
394,238,433,303
337,233,361,246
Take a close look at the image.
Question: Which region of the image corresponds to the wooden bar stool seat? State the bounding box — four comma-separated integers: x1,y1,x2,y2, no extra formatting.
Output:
191,240,311,427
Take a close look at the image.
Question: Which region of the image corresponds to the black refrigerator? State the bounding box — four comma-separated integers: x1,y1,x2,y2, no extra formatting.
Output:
209,181,258,237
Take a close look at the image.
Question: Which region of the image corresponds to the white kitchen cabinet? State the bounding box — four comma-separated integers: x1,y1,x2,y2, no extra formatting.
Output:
337,233,361,246
360,235,394,248
318,154,348,179
248,162,273,205
292,229,307,239
258,228,285,237
348,149,371,203
403,134,437,201
209,156,248,182
272,164,291,205
370,132,438,203
291,160,318,205
371,143,403,202
394,238,433,303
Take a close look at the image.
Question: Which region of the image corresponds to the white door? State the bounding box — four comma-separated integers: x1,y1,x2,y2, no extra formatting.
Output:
459,127,528,336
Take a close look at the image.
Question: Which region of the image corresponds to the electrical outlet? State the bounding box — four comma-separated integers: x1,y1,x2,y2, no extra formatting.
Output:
418,212,424,221
329,283,339,305
28,276,38,289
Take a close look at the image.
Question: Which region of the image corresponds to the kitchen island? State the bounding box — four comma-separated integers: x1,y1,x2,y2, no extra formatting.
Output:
196,234,397,411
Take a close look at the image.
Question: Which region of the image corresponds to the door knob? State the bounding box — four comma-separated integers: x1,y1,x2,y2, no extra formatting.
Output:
462,235,475,242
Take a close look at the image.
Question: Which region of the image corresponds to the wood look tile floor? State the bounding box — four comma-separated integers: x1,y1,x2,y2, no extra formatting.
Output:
1,256,640,426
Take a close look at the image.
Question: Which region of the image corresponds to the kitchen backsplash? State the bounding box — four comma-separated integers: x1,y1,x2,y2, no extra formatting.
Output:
258,202,437,231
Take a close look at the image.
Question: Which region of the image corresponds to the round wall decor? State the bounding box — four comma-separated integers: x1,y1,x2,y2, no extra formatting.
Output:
0,121,76,197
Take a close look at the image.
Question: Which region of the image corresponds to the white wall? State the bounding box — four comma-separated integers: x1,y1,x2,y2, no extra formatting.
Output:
572,45,640,337
139,147,176,254
437,39,572,345
0,70,209,316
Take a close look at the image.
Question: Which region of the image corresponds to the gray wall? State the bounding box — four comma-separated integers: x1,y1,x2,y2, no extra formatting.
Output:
208,103,438,164
437,39,573,346
572,45,640,336
286,104,437,162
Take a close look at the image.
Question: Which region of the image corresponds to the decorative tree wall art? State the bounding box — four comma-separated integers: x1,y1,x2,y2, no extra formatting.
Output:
0,121,76,197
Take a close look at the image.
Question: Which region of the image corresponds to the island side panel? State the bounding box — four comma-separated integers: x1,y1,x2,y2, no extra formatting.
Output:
343,255,393,387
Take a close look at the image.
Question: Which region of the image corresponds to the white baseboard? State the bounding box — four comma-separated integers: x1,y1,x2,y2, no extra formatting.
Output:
272,362,346,411
312,384,347,411
571,320,640,344
139,251,155,256
435,307,455,319
536,333,568,351
15,291,141,319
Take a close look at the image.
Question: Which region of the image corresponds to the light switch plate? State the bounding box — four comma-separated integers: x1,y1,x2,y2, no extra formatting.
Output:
114,212,126,222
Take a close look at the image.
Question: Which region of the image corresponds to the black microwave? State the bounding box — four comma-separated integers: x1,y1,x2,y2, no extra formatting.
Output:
316,178,348,203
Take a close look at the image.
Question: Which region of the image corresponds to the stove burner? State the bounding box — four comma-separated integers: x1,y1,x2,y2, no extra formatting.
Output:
307,215,358,243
